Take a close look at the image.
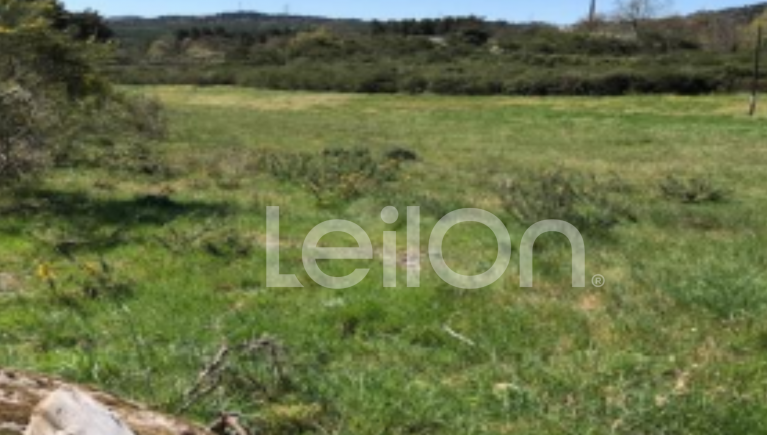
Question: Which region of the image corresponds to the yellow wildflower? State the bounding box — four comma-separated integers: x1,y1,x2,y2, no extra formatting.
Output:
37,263,55,281
82,262,99,276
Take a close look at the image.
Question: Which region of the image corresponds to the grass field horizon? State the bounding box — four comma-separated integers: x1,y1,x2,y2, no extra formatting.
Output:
2,86,767,434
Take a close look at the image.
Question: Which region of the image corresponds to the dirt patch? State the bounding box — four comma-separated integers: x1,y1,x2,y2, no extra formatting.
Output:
578,293,604,313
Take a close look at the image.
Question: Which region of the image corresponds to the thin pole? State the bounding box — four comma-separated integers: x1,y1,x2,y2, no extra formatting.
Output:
749,25,762,116
589,0,597,30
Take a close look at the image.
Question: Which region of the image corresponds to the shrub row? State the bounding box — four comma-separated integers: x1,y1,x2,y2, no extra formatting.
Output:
111,63,752,96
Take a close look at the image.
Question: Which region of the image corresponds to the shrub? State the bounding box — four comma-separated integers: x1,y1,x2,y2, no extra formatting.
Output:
426,75,469,95
109,60,742,98
386,147,418,162
632,69,722,95
120,95,168,141
399,74,429,94
659,175,730,204
356,69,399,93
50,92,168,175
264,147,403,207
0,0,167,182
196,69,237,86
499,169,635,236
589,71,637,95
0,82,53,183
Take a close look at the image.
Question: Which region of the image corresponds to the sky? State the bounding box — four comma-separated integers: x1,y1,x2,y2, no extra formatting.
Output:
61,0,763,24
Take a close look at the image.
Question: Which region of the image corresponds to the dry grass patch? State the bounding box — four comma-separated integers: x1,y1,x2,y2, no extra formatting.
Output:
145,86,357,112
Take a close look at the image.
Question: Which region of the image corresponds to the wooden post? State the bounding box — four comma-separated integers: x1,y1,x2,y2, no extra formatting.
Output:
749,25,762,116
588,0,597,30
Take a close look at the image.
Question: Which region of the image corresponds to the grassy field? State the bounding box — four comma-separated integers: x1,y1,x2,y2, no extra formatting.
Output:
2,86,767,434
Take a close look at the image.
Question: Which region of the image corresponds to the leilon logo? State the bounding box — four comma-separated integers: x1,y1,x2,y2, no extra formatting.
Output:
266,206,594,290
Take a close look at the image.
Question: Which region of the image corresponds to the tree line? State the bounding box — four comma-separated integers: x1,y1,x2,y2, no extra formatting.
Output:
106,0,767,96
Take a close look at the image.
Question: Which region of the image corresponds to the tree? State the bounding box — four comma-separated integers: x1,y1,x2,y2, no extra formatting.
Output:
589,0,598,28
458,28,490,46
0,0,162,182
740,9,767,51
66,10,114,41
0,0,92,180
690,14,738,53
614,0,672,34
175,29,191,41
640,16,699,52
17,0,113,41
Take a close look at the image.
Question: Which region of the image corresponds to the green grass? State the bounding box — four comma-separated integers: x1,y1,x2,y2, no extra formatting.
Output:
2,86,767,434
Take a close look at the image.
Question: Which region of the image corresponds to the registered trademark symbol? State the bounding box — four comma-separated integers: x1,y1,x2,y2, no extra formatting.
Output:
592,274,605,287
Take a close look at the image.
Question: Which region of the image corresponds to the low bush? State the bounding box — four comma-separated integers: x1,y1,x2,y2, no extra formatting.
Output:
385,147,418,162
264,147,404,207
398,74,429,94
0,82,52,182
660,175,730,204
51,93,168,175
111,57,739,97
499,169,635,236
37,256,134,305
355,68,399,93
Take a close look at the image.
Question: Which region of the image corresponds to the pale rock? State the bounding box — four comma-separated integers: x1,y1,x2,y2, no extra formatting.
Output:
25,387,135,435
0,369,211,435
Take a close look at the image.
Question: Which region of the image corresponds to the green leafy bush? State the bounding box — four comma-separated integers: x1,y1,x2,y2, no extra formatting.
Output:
0,82,52,181
54,94,168,174
0,0,167,181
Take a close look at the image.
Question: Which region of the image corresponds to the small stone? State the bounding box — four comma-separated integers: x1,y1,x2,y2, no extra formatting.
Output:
493,383,516,396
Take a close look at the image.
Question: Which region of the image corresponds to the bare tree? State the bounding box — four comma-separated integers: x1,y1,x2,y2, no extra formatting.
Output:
614,0,672,34
704,15,739,52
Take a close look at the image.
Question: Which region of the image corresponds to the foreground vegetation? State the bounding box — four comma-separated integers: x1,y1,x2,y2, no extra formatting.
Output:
1,86,767,433
0,0,163,183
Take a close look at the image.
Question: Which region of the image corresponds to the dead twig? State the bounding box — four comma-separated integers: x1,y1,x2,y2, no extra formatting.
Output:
442,324,476,347
178,344,230,413
209,412,251,435
178,335,287,414
237,335,287,385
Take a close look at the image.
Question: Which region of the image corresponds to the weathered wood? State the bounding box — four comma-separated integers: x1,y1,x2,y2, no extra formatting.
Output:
750,25,763,116
25,387,135,435
588,0,598,29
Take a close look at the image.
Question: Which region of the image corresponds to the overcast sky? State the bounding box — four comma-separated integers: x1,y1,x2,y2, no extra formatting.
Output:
62,0,762,23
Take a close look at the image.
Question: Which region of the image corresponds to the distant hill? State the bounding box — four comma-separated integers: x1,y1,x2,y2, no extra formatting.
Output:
109,11,360,27
109,3,767,48
107,2,767,29
691,2,767,25
108,11,367,47
107,2,767,49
